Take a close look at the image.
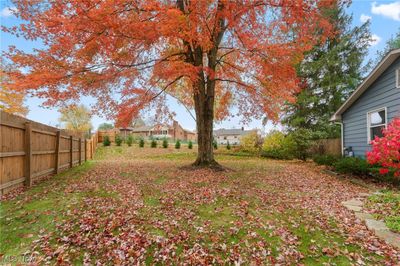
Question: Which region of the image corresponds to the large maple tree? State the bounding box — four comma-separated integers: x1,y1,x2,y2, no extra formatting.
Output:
4,0,336,166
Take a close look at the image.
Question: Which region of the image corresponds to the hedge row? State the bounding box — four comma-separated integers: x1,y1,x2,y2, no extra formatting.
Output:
103,135,193,149
313,154,398,184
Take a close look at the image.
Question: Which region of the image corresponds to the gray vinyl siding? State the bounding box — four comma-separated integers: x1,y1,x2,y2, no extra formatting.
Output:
342,57,400,157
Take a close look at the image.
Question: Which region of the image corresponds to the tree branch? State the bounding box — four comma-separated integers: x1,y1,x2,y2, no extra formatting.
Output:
214,78,250,88
150,75,184,101
167,93,196,122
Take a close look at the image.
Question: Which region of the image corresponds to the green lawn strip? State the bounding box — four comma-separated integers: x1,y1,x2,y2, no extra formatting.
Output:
140,196,385,263
188,197,279,260
215,149,258,158
249,200,383,264
136,176,166,237
40,190,121,264
224,160,385,264
94,145,133,160
192,198,353,262
292,223,353,265
366,190,400,233
283,211,385,265
221,157,285,174
196,200,237,228
144,244,156,265
145,152,197,161
0,161,121,259
92,146,111,160
385,216,400,232
26,161,94,196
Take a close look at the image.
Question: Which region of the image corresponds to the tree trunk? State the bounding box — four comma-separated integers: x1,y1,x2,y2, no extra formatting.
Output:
193,93,216,167
191,73,223,168
178,0,225,169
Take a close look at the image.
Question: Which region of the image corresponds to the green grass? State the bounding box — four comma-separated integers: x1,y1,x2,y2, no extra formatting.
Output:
0,146,394,264
197,200,236,228
144,196,160,207
146,152,197,160
0,162,108,259
386,216,400,232
366,190,400,233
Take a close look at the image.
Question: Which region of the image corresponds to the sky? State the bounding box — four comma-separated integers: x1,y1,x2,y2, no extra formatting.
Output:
1,0,400,132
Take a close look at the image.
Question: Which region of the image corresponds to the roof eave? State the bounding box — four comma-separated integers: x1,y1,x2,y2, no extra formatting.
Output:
332,48,400,119
329,114,341,122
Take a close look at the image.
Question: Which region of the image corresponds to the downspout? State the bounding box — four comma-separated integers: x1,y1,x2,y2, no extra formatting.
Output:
335,121,344,157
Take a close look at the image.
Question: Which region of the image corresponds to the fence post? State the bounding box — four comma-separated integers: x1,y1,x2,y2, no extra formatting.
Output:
84,139,87,161
69,136,73,168
24,122,32,187
55,130,61,174
79,138,82,165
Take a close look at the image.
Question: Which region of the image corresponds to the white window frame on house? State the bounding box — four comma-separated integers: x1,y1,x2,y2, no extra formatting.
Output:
367,107,387,144
396,68,400,89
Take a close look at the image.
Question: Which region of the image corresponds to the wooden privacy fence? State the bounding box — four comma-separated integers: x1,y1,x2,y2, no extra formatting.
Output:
0,111,97,195
97,129,117,143
311,138,342,156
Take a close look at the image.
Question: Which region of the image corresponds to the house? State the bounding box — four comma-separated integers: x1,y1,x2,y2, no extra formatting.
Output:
183,129,197,142
213,127,257,145
127,120,196,142
119,127,134,138
331,48,400,157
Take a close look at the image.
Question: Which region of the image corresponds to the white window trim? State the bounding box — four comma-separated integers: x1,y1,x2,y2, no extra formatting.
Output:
367,107,387,144
397,68,400,89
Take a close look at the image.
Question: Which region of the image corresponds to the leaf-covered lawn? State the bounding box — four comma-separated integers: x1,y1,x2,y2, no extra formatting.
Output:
1,146,399,264
365,191,400,233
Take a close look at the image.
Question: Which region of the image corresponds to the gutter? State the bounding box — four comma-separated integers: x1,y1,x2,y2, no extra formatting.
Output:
330,114,340,122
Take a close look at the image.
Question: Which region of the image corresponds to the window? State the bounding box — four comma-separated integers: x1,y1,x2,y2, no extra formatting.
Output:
367,108,386,142
397,68,400,89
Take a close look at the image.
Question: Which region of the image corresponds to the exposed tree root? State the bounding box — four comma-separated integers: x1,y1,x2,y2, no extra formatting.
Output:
178,159,228,172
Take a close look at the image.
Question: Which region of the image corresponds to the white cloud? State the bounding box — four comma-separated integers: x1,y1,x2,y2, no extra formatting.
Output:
0,6,17,18
360,14,372,23
371,1,400,21
370,34,382,46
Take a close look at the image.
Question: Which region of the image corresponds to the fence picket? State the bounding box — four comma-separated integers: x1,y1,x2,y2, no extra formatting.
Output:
24,122,32,187
0,110,97,195
55,130,61,174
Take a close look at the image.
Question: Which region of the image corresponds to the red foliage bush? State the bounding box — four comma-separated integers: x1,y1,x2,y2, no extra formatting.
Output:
367,118,400,177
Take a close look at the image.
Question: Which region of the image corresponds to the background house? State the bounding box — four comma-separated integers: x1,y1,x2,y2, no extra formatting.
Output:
331,49,400,157
128,120,196,142
213,127,258,145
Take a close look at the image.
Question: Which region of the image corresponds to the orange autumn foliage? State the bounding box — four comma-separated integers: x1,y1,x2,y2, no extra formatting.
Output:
3,0,338,164
0,61,28,116
4,0,336,124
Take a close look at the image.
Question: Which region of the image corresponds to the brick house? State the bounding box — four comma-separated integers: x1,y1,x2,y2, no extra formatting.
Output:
124,120,196,142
